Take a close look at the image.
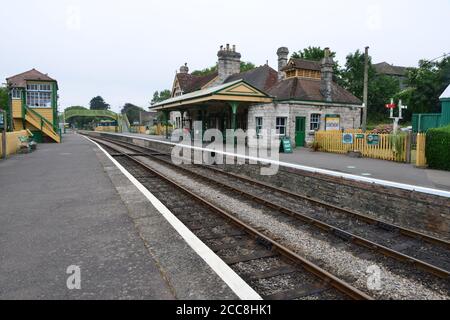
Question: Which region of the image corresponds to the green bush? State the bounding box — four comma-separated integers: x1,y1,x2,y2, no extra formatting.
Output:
426,126,450,171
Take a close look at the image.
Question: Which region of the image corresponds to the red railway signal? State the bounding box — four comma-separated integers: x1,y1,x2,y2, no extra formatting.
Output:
385,103,396,109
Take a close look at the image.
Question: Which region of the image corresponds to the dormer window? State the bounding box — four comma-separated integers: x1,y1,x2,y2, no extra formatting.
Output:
283,58,321,80
285,68,321,79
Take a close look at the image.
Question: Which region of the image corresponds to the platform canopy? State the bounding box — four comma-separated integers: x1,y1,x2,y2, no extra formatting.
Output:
150,79,273,111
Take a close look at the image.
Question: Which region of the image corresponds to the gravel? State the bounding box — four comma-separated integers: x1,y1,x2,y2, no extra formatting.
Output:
134,155,450,300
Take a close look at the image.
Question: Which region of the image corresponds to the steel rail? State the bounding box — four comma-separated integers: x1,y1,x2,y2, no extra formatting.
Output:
109,136,449,249
199,166,450,249
91,136,373,300
87,134,450,279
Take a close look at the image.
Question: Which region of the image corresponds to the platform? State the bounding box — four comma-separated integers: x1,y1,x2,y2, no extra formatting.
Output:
0,133,240,299
114,132,450,192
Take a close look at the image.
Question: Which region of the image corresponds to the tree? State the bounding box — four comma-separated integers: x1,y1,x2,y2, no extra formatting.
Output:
396,57,450,120
191,65,218,76
0,86,8,111
65,105,87,111
121,103,144,125
240,61,256,73
151,90,171,105
0,86,9,129
370,75,401,122
340,50,400,122
291,46,336,61
89,96,110,110
340,50,375,100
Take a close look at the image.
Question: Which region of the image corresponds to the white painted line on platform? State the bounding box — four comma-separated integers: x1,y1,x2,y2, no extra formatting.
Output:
83,135,262,301
347,166,356,169
361,173,372,176
99,132,450,198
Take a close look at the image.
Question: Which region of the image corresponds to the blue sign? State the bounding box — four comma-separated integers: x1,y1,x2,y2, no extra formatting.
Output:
342,133,354,144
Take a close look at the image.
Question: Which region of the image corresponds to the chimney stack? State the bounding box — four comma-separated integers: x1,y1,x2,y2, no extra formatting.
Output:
320,47,334,102
179,62,189,74
277,47,289,80
217,44,241,83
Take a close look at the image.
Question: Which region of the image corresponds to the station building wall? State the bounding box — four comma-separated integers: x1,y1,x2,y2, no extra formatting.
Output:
248,102,362,147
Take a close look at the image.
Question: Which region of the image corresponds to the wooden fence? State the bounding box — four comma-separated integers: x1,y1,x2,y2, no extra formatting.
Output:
415,133,427,167
314,131,408,162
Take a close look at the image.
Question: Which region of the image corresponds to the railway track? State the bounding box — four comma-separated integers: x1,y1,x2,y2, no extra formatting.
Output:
86,134,450,298
88,135,372,300
87,134,450,280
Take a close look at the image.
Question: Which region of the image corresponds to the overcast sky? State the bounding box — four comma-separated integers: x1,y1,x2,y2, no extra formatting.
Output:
2,0,449,113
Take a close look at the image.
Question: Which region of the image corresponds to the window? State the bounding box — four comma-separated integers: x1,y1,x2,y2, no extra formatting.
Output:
12,88,21,99
26,83,52,107
276,117,287,136
310,113,321,131
255,117,263,136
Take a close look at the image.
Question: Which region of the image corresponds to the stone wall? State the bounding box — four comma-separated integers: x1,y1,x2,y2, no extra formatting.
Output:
221,164,450,240
248,102,362,147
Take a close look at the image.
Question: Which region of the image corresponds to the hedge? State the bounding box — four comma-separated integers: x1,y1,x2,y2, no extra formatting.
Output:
426,125,450,171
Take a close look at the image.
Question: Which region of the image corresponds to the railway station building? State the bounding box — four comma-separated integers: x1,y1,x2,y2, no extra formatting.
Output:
151,45,362,147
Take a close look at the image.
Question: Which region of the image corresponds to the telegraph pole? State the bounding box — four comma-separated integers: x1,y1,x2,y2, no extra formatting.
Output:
362,46,369,132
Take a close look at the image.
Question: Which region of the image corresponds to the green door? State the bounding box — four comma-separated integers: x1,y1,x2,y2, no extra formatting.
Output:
295,117,306,147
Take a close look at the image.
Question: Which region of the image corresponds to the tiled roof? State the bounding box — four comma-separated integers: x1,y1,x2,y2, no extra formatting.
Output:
373,62,408,76
6,68,57,87
176,71,218,93
225,65,278,91
281,58,321,72
268,77,361,104
173,60,359,105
